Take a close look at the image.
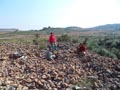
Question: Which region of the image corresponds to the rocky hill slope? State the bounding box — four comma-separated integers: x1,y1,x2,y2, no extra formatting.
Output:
0,43,120,90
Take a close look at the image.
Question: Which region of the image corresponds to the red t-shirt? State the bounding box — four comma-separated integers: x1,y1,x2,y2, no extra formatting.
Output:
80,44,86,52
49,34,57,43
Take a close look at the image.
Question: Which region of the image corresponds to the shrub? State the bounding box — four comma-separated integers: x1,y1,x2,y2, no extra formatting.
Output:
33,33,40,45
98,48,117,59
39,44,46,50
72,38,79,43
33,39,39,45
73,78,94,89
87,41,99,50
33,38,47,45
57,34,71,42
34,33,40,39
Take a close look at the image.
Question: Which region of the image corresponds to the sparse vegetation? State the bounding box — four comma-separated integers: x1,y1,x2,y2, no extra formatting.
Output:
0,27,120,59
57,33,120,59
71,38,79,43
86,36,120,59
33,33,40,45
57,34,71,42
73,78,95,88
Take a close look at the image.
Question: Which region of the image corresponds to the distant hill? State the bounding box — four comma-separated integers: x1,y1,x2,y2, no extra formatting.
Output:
0,28,18,32
41,26,83,31
88,24,120,31
40,24,120,33
1,23,120,35
40,26,84,34
65,26,83,30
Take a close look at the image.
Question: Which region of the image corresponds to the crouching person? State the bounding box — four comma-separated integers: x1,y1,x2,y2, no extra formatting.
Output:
76,43,87,57
45,48,56,61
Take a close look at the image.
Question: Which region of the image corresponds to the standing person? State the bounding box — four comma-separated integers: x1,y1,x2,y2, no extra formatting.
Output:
49,32,57,51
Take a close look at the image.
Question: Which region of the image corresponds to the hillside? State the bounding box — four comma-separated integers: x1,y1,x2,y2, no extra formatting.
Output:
0,43,120,89
89,24,120,31
1,24,120,37
65,26,83,31
0,28,18,32
40,26,84,35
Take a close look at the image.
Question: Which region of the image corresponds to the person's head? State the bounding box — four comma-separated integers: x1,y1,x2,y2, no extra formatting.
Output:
50,32,53,35
83,41,86,45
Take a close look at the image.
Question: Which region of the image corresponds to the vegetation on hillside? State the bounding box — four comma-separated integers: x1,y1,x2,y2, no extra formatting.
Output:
58,34,120,59
0,26,120,59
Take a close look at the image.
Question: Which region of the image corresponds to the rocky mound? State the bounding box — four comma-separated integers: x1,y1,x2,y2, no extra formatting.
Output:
0,43,120,90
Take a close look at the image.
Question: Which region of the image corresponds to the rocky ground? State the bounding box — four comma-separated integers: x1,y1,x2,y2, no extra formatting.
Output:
0,43,120,90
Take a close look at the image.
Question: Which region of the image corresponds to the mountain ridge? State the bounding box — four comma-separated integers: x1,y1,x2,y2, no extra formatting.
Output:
0,23,120,31
40,23,120,31
88,23,120,30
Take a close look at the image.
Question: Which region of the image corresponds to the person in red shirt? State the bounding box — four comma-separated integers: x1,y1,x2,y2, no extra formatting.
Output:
76,43,87,56
80,44,86,52
49,32,57,50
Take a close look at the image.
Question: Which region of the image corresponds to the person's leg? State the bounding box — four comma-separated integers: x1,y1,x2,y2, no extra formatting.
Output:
50,43,54,51
54,43,57,50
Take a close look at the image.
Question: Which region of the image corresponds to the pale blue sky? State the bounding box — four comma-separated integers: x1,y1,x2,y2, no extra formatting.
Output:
0,0,120,30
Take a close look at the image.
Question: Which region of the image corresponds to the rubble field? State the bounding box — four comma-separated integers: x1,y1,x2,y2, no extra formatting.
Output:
0,43,120,90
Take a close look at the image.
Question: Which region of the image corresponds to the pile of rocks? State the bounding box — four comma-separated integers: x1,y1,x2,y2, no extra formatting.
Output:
0,43,120,90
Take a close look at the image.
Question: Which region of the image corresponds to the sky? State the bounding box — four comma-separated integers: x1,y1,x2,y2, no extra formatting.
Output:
0,0,120,30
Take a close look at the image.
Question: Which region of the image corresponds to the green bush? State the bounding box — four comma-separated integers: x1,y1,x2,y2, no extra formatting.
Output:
87,41,99,50
34,33,40,39
72,38,79,43
73,78,94,89
33,38,47,45
57,34,71,42
111,48,119,54
39,44,46,50
33,39,39,45
98,48,117,59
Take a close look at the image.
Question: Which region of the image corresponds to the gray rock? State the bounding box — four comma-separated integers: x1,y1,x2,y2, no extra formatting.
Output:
72,85,80,89
41,75,47,79
87,76,98,80
8,85,14,90
115,65,120,71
